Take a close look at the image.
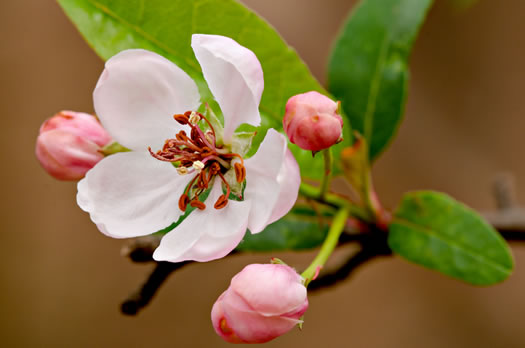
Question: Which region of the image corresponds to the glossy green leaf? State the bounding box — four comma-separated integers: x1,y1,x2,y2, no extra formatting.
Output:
328,0,432,160
57,0,350,179
236,206,331,252
389,191,514,285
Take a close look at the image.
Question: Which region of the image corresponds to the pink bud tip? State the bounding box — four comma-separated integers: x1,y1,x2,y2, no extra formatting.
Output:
211,263,308,344
283,91,343,151
35,111,112,180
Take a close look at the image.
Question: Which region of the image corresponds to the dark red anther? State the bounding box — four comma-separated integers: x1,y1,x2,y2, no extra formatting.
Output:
174,114,189,125
176,130,188,141
190,199,206,210
209,162,221,175
197,170,209,189
214,194,228,209
178,194,189,211
234,162,246,183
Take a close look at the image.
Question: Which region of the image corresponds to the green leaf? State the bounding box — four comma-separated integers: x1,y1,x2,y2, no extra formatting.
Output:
328,0,432,160
236,206,331,252
388,191,514,285
57,0,350,179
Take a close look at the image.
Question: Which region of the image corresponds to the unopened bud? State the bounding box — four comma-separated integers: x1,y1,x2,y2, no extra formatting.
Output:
283,91,343,151
211,263,308,344
35,111,112,180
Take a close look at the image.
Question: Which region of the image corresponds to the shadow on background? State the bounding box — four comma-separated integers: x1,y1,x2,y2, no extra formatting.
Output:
1,0,524,347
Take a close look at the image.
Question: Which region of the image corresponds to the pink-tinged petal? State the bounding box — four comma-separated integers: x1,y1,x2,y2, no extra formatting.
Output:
231,264,307,317
191,34,263,142
94,49,200,151
40,111,112,147
77,151,192,238
244,129,299,233
219,288,300,344
153,182,251,263
36,129,104,181
211,292,244,344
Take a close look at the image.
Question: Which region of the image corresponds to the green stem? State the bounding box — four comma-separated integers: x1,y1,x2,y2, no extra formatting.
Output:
319,148,333,200
301,207,350,286
299,183,370,221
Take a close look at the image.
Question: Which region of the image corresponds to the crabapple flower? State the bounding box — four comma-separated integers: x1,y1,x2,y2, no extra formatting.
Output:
36,111,112,180
283,91,343,151
77,34,301,263
211,263,308,344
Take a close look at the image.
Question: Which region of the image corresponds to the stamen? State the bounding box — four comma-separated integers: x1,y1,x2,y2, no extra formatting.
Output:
173,114,189,125
193,161,205,172
214,195,228,209
188,111,201,125
190,199,206,210
205,131,215,146
234,162,246,183
197,170,209,189
176,130,188,141
222,153,245,166
178,194,189,211
177,167,189,175
214,172,231,210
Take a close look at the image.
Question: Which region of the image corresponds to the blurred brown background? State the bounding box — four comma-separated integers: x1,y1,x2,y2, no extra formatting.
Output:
1,0,525,347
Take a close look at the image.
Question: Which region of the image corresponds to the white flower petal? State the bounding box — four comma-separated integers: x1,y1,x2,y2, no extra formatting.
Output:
244,129,299,234
267,148,301,225
191,34,263,142
153,181,252,263
77,151,192,238
94,49,200,151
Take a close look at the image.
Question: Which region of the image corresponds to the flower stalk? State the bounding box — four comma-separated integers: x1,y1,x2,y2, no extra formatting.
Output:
319,148,333,200
301,206,350,286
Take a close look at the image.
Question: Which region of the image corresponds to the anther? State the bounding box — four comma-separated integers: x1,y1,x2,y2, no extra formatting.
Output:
188,111,201,125
193,161,205,172
177,167,189,175
214,194,228,209
176,130,188,141
234,162,246,183
197,170,209,189
205,131,215,145
178,194,189,211
190,199,206,210
173,114,189,125
209,162,221,175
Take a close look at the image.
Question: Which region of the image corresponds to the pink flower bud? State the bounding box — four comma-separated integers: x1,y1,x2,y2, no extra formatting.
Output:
283,91,343,151
35,111,112,180
211,264,308,344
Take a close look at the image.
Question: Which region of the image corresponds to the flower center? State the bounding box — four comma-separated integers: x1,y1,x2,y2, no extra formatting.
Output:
148,111,246,212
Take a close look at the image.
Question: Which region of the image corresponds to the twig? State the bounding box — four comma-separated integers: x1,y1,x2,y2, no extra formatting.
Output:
121,261,190,315
119,174,525,314
309,230,392,291
121,235,162,263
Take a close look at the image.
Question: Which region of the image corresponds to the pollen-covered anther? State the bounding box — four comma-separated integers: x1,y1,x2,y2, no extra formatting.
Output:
188,111,201,125
190,199,206,210
214,194,228,209
178,194,190,211
193,160,205,172
173,113,189,125
177,167,189,175
205,131,215,145
234,162,246,183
